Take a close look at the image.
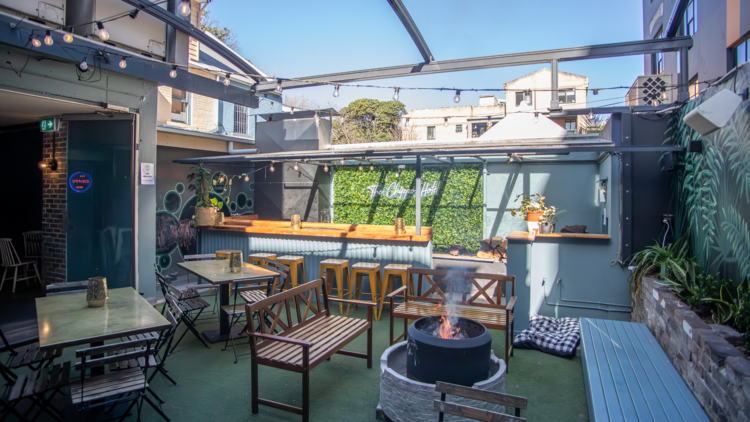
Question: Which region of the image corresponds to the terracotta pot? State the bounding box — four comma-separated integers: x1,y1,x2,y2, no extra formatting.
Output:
195,207,216,226
526,212,543,222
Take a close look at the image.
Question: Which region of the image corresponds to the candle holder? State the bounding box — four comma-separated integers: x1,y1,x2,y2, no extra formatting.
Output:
291,214,301,230
86,276,108,307
394,218,405,235
229,251,242,273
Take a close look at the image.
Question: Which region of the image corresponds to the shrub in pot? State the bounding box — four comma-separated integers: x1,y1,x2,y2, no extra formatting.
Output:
187,162,224,226
539,206,566,234
509,193,546,233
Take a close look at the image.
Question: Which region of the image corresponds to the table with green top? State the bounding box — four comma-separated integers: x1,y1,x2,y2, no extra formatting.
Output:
177,260,278,343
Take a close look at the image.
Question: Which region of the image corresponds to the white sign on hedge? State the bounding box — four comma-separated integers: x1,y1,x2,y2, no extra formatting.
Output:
366,181,440,200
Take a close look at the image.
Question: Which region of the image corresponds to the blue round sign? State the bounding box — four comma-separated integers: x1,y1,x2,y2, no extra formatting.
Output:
69,172,92,193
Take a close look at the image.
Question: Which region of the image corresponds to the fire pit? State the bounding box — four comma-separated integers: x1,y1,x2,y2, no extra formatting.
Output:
407,315,492,386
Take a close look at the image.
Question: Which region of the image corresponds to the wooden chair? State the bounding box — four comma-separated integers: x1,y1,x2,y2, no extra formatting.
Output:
0,327,63,372
319,259,351,315
21,231,43,267
0,359,71,422
351,262,383,320
389,269,517,371
0,238,42,293
246,278,374,422
379,263,412,318
432,381,528,422
276,255,307,288
73,337,170,422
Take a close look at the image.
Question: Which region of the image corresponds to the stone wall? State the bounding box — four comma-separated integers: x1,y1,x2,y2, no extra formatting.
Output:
632,277,750,421
41,122,67,284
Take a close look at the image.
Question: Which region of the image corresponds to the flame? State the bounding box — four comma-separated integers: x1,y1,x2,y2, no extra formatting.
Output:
435,308,463,340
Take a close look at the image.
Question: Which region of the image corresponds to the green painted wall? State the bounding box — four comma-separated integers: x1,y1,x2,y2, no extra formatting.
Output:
332,164,483,252
669,66,750,284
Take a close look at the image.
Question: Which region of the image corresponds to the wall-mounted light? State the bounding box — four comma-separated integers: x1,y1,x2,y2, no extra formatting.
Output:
95,21,109,41
39,133,58,171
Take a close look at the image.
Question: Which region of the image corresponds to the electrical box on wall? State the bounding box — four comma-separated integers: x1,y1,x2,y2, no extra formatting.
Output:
94,0,167,57
1,0,66,25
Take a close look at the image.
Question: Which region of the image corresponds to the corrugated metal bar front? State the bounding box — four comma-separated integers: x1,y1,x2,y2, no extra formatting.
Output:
199,230,433,295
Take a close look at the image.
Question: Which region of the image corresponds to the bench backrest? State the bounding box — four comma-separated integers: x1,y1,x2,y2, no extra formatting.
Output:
245,278,329,352
407,268,515,309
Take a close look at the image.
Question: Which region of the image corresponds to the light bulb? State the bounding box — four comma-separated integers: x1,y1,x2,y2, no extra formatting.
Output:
533,112,539,124
324,164,329,173
358,164,363,171
443,117,449,127
224,73,231,86
661,89,668,100
333,84,340,98
588,109,594,120
177,0,191,17
592,89,599,95
293,163,298,171
340,158,345,165
119,57,127,68
269,163,275,172
63,31,73,43
276,80,282,92
393,87,400,101
38,160,48,170
290,107,294,115
169,66,177,78
44,31,53,45
370,164,374,171
96,22,109,41
453,90,461,103
79,59,88,71
244,174,249,181
525,90,532,105
31,37,41,48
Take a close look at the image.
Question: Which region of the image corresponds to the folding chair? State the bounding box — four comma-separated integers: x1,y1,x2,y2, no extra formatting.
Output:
0,360,71,422
165,294,210,353
73,337,169,422
182,254,220,314
1,328,63,373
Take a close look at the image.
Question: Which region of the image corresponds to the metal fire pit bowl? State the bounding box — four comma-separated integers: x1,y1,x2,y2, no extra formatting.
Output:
406,315,492,386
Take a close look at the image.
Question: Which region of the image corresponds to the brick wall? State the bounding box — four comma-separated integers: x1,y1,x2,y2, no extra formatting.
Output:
41,122,67,284
632,277,750,421
190,93,218,132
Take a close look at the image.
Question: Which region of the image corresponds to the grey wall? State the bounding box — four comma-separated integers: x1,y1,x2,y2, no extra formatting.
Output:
137,88,158,299
255,118,332,153
254,161,320,222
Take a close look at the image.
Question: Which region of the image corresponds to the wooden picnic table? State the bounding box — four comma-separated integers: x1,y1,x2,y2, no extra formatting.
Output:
176,260,278,343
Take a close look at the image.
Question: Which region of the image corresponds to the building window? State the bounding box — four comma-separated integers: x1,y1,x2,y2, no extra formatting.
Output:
651,27,664,74
171,89,189,123
472,123,488,138
733,38,749,68
515,91,530,106
684,0,697,36
455,124,462,133
565,119,577,133
234,105,249,134
427,126,436,140
558,89,576,103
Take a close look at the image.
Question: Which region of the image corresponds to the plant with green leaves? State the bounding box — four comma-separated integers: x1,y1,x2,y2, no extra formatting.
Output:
508,193,547,219
681,272,731,313
187,162,222,210
539,206,566,223
627,232,694,294
705,279,749,325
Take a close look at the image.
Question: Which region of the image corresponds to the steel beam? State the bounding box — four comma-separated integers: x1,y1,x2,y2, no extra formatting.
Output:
549,104,672,116
666,0,689,38
679,46,690,101
0,16,259,108
424,155,452,164
255,37,693,92
120,0,259,78
550,59,560,110
387,0,433,63
416,154,422,235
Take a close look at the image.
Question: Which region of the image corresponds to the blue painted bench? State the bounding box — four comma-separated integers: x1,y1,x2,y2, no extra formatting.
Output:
580,318,709,422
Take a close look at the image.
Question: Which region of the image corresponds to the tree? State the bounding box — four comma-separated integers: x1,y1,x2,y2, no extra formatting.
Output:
283,95,319,111
580,114,608,134
199,9,240,52
332,99,407,145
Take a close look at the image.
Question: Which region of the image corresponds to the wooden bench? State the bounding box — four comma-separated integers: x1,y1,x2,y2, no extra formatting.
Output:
245,278,374,422
580,318,710,422
433,381,528,422
388,269,516,370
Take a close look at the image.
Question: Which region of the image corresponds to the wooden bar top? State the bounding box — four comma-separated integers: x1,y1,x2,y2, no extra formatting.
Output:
506,231,611,241
199,217,432,243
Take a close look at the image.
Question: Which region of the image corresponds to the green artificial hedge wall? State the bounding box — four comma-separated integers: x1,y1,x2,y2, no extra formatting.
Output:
333,164,483,252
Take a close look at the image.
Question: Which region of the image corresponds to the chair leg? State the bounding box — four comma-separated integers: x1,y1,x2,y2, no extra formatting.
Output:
300,263,307,286
32,263,42,287
290,266,298,289
12,267,19,293
368,271,380,321
0,266,7,291
335,267,345,316
143,394,171,422
251,358,259,414
302,368,310,422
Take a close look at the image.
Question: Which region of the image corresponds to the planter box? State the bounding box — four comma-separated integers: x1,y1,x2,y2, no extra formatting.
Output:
632,277,750,421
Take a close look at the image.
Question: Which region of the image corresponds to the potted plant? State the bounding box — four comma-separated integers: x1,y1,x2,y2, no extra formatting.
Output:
539,206,566,234
187,162,222,226
509,193,547,233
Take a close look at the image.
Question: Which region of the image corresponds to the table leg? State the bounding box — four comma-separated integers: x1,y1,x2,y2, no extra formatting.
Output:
90,341,105,376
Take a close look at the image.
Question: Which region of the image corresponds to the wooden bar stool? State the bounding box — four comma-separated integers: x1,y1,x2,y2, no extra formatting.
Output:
379,263,412,320
248,253,276,267
351,262,382,321
276,255,307,289
318,259,351,316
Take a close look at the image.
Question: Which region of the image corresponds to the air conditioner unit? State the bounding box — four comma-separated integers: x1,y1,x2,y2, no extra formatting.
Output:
0,0,65,25
94,0,167,58
626,75,673,106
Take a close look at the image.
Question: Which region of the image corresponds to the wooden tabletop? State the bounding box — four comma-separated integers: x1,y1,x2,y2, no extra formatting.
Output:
197,219,432,243
506,231,612,241
177,260,279,285
36,287,170,350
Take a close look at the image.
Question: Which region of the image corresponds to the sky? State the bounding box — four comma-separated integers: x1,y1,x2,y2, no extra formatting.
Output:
205,0,646,112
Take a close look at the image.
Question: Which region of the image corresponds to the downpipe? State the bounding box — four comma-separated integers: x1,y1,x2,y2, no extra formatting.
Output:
542,277,631,313
227,142,258,155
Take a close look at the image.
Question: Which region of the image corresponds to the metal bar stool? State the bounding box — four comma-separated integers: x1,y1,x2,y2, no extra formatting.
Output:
379,264,412,320
318,259,351,316
351,262,382,320
248,253,276,267
276,255,306,289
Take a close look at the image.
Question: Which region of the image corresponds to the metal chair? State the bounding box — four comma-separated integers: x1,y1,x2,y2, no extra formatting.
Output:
73,337,169,422
164,293,211,353
1,359,71,422
0,327,63,372
183,254,220,314
0,238,42,293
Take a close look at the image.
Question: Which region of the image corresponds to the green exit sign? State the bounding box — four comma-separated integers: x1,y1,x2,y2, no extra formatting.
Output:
40,118,59,132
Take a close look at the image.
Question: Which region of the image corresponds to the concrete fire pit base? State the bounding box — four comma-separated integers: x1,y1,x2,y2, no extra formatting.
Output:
376,342,507,422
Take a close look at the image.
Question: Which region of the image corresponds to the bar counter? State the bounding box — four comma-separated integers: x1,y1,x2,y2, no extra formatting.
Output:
197,216,434,282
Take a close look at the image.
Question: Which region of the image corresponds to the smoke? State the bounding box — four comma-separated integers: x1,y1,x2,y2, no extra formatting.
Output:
429,270,467,340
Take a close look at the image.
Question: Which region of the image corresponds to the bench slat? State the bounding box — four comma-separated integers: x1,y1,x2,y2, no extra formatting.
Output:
393,302,509,329
581,318,709,422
